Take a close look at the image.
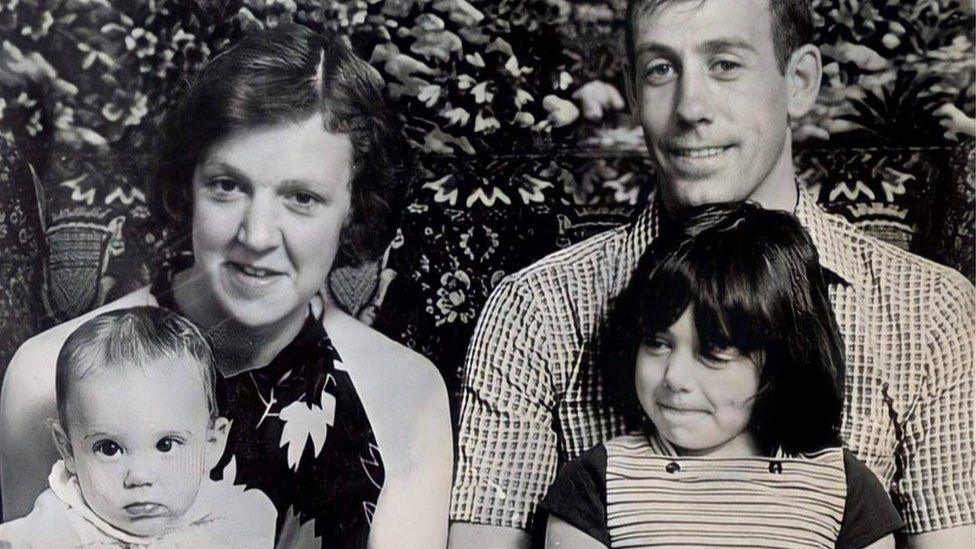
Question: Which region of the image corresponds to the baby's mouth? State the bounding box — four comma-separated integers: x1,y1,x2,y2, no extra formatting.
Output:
124,502,168,519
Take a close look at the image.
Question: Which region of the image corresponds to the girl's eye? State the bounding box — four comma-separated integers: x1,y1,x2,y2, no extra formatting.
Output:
702,346,744,365
93,440,122,457
643,337,672,355
156,437,181,453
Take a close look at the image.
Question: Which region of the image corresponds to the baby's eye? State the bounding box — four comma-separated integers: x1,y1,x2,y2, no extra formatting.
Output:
155,437,182,453
93,440,122,458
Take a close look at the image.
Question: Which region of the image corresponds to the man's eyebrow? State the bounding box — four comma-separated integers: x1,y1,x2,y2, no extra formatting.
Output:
699,38,757,54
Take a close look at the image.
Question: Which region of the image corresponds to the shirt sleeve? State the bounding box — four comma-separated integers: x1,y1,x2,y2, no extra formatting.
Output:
894,273,975,533
836,449,904,549
450,274,559,530
540,444,610,547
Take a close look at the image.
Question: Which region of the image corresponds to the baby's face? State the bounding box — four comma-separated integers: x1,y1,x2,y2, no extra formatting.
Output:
62,356,222,537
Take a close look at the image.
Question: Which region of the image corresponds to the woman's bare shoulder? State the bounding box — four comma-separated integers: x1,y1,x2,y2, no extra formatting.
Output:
324,310,450,464
1,287,156,417
325,310,444,398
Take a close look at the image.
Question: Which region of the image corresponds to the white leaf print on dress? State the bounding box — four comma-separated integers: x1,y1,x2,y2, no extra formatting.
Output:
278,380,336,471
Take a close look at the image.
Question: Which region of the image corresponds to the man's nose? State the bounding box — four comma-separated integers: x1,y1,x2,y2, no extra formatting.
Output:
674,68,713,126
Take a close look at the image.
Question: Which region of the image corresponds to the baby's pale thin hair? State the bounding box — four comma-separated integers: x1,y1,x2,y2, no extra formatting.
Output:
55,306,218,433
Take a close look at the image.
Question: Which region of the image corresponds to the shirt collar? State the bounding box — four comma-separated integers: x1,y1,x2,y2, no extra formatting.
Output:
629,187,855,287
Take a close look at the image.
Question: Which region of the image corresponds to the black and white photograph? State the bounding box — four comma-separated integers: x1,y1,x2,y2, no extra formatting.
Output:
0,0,972,547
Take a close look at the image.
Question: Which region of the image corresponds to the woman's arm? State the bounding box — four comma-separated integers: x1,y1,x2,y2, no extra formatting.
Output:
907,526,975,549
327,309,452,548
545,516,608,549
368,365,452,548
0,339,61,519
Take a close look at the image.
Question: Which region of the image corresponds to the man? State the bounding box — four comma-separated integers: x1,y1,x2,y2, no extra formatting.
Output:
448,1,975,548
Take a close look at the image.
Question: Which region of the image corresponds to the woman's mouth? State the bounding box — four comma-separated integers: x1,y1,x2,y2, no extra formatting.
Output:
226,262,284,289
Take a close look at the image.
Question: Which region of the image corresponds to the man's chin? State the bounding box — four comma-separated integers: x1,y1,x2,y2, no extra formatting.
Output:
658,177,746,212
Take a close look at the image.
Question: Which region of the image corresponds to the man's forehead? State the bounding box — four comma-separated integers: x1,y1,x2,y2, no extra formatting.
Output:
632,0,773,51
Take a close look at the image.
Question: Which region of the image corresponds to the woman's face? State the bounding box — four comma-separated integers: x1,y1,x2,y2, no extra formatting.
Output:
635,306,761,457
190,114,353,330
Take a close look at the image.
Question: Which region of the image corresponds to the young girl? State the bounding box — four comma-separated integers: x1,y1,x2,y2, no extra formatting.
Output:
541,202,903,549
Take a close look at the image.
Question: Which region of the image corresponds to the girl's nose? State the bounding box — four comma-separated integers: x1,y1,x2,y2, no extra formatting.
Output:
662,350,695,392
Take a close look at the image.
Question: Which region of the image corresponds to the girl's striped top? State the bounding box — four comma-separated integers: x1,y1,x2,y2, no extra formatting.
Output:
541,434,904,548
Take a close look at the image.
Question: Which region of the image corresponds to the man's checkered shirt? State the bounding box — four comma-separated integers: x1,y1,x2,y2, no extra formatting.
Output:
451,189,975,534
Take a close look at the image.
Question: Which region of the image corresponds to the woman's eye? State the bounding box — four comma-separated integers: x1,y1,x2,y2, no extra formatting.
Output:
156,438,181,453
287,191,323,211
207,178,241,196
93,440,122,457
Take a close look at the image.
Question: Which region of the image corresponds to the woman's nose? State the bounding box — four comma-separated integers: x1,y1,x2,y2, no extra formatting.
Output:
237,197,281,251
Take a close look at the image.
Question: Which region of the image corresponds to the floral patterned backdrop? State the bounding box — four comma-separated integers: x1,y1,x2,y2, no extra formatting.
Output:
1,0,973,409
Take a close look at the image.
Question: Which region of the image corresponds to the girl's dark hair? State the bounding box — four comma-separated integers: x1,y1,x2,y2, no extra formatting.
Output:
151,24,413,268
603,202,845,456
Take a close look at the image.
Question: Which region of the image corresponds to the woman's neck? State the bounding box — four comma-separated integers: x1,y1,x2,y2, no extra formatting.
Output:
171,266,313,376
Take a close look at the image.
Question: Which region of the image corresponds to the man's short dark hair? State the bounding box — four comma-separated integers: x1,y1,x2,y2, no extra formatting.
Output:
625,0,814,74
601,202,845,456
152,24,413,268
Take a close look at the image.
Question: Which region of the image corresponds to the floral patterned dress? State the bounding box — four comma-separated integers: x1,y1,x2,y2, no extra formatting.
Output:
151,259,385,548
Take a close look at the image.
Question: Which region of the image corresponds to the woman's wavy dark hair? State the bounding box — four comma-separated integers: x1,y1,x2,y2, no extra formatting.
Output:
151,24,413,268
602,202,845,456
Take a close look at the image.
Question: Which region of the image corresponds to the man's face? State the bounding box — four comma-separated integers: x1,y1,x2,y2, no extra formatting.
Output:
631,0,795,210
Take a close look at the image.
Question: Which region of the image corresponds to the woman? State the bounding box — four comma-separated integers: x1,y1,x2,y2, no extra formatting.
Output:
541,203,902,548
0,25,452,548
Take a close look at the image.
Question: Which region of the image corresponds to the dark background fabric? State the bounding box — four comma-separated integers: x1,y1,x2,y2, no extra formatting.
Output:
0,0,973,413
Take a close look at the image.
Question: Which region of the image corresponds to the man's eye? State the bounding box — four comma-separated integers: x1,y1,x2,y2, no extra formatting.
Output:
156,438,181,453
644,62,676,83
712,60,741,74
93,440,122,457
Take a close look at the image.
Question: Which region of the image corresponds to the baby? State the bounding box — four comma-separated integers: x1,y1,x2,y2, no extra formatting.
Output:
0,306,275,548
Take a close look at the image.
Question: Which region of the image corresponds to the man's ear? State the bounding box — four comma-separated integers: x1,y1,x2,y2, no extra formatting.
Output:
786,43,822,119
51,421,76,474
205,417,231,471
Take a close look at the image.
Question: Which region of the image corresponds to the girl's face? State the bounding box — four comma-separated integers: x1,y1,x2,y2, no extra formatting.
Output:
190,114,353,331
635,306,761,457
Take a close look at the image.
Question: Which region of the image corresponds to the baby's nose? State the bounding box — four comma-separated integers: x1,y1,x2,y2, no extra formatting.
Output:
123,465,156,489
